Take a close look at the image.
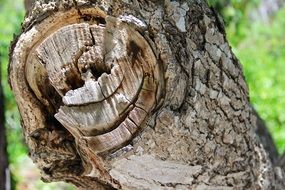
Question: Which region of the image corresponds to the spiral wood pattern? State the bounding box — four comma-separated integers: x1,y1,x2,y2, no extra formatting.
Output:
23,10,161,155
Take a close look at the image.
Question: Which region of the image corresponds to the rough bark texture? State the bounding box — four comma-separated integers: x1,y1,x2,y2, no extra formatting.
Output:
254,107,279,165
0,55,10,190
8,0,285,189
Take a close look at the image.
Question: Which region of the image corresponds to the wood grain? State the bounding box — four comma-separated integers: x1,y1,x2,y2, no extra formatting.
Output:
9,7,162,188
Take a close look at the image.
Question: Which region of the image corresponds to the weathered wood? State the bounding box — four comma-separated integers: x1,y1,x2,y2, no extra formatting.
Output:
9,0,285,189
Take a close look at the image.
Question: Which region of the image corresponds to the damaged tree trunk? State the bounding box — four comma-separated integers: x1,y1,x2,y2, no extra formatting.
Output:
8,0,285,189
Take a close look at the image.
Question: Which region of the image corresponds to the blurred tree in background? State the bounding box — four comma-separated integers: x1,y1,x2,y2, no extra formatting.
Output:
1,0,285,189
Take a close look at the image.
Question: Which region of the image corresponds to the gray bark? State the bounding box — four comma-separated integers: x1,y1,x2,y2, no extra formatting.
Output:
8,0,285,189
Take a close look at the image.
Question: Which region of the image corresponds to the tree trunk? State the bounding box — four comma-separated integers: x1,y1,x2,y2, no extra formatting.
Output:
8,0,285,189
0,55,10,190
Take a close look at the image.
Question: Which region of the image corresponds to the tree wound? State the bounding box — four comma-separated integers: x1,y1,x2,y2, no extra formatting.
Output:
14,9,162,164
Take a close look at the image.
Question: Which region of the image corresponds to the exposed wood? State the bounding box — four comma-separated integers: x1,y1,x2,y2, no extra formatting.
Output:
253,107,279,164
8,0,285,189
110,155,203,189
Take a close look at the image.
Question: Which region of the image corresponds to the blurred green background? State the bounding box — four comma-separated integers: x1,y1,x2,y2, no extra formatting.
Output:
0,0,285,189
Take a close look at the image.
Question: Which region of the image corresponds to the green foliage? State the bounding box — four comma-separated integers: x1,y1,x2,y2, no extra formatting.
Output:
208,0,285,154
0,1,27,188
227,7,285,153
0,1,73,189
208,0,259,23
208,0,285,153
208,0,260,45
0,0,27,164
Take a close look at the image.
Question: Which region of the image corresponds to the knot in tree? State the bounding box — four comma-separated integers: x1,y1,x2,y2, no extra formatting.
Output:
27,11,162,154
8,0,285,189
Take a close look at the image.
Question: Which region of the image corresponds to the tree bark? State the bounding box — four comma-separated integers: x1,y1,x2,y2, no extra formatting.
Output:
0,55,10,190
8,0,285,189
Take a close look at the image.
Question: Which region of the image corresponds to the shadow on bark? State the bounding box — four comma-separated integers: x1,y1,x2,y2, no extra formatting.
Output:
253,107,279,165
